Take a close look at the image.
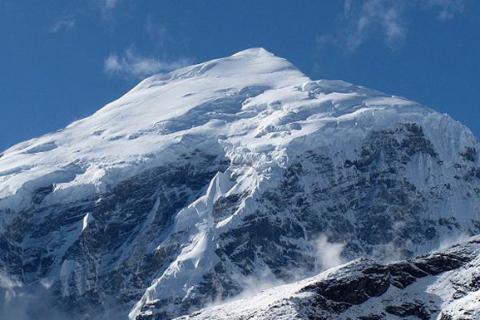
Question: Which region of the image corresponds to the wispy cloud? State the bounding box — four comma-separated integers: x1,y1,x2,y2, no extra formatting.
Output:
102,0,119,10
145,18,169,48
104,48,190,79
50,15,76,33
320,0,467,52
423,0,466,20
344,0,405,51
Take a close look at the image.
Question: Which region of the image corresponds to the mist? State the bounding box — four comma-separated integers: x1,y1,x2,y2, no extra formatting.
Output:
313,234,346,271
0,278,128,320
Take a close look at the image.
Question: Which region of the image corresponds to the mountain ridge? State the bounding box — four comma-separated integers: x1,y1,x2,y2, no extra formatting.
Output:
176,236,480,320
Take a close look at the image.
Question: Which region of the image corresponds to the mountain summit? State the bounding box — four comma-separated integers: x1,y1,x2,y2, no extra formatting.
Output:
0,49,479,319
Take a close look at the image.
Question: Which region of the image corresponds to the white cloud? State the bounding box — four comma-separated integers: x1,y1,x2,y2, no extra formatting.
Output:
314,234,346,270
104,49,190,79
320,0,467,52
50,15,76,33
344,0,405,51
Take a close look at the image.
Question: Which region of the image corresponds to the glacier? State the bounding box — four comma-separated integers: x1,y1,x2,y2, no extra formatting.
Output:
0,48,479,319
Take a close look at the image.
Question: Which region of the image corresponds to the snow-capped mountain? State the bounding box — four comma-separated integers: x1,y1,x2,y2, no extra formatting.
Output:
0,48,479,319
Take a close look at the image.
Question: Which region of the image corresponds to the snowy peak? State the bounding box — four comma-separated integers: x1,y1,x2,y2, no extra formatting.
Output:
232,47,275,57
179,47,302,78
0,49,305,203
130,47,307,92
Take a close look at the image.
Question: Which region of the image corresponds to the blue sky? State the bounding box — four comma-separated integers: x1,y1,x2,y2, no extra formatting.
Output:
1,0,479,151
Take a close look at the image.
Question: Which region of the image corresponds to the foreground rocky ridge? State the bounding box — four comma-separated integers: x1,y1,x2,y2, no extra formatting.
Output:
178,236,480,320
0,48,479,319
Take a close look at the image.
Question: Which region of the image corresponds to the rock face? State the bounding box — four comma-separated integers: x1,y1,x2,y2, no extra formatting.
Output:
178,237,480,320
0,48,479,319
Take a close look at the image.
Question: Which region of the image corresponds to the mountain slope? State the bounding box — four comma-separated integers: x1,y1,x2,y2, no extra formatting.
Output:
177,236,480,320
0,48,479,319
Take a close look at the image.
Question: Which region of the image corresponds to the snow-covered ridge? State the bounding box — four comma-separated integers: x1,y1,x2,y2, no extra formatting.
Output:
0,48,307,209
177,236,480,320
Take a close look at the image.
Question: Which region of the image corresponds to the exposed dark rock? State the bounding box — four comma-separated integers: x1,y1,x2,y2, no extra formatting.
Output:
385,302,431,320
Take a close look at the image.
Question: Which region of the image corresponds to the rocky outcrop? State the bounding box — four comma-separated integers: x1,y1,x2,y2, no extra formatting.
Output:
179,237,480,320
